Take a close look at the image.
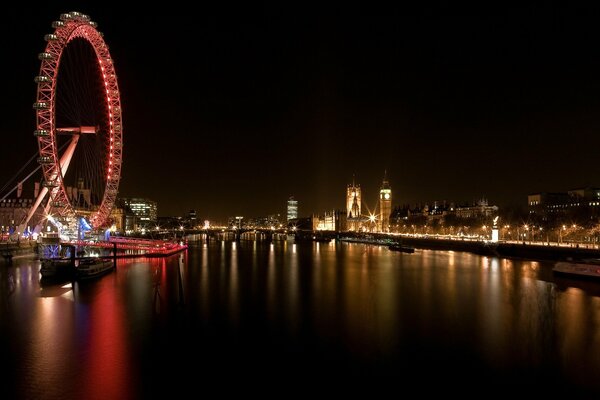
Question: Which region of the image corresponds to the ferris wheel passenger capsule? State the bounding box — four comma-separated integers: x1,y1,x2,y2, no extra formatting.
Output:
34,130,49,137
33,102,49,110
44,34,58,41
52,21,64,28
34,76,51,83
38,52,54,60
37,156,53,164
42,181,59,188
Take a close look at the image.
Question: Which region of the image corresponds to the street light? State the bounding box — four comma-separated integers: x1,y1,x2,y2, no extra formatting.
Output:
559,225,566,244
368,214,377,232
503,225,510,241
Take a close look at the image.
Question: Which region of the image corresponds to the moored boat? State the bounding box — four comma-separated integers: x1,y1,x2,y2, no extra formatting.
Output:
40,257,75,279
553,259,600,280
388,243,415,253
75,257,115,280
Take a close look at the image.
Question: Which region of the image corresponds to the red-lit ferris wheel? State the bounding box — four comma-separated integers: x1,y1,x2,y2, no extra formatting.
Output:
30,11,123,230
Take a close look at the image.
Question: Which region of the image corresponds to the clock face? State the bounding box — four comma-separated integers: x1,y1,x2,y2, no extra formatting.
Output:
384,193,390,200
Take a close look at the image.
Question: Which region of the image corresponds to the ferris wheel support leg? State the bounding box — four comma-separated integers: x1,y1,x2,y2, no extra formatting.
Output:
21,135,80,233
57,134,80,177
18,186,49,237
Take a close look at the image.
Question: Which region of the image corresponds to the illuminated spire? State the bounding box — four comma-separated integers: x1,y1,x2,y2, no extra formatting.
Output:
381,170,390,189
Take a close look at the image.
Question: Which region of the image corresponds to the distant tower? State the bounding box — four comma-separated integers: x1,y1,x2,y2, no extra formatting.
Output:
346,179,361,218
287,196,298,222
346,178,362,231
188,210,197,223
379,171,392,233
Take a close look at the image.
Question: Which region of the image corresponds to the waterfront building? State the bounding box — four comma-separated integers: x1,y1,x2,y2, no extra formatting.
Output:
108,205,125,233
454,198,498,219
0,198,40,238
379,172,392,233
287,196,298,222
528,187,600,223
0,182,46,238
121,198,157,229
157,216,184,230
188,210,197,223
109,199,137,234
239,214,282,229
391,198,499,235
313,210,346,231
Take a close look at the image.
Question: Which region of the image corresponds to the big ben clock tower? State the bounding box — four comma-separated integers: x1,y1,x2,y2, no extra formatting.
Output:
379,171,391,233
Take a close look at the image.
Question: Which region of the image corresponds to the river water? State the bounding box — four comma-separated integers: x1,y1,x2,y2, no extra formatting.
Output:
1,240,600,398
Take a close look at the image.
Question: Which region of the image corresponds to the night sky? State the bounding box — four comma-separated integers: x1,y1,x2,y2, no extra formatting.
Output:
2,6,600,221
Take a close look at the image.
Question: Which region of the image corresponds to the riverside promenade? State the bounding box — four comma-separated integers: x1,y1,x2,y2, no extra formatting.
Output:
394,235,600,262
327,230,600,262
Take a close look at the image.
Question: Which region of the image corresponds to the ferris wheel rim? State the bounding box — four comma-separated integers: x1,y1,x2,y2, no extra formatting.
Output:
34,11,123,229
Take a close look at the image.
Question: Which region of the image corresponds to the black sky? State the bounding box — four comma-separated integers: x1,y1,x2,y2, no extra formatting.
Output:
2,6,600,221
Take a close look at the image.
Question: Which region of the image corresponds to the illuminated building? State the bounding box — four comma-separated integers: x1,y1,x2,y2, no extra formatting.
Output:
187,210,197,228
109,205,125,233
121,198,157,229
379,171,392,233
0,198,38,237
0,183,45,237
313,210,346,231
346,180,362,231
287,196,298,222
454,199,498,219
528,187,600,222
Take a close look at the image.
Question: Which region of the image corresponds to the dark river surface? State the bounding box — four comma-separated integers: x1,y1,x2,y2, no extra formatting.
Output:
1,240,600,398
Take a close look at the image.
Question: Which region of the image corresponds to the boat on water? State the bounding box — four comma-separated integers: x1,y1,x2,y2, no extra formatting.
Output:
338,236,393,246
388,243,415,253
75,257,115,280
40,257,75,279
553,259,600,280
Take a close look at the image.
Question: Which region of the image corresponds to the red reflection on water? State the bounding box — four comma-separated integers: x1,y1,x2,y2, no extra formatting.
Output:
77,267,135,400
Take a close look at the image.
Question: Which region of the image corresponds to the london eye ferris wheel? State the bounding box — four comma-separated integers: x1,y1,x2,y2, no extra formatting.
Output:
29,11,123,232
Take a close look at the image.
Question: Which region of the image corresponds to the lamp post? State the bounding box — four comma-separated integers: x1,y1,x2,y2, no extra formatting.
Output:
503,225,510,241
368,214,376,233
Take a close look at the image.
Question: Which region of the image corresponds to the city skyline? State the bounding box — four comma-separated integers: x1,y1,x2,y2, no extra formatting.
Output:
2,7,600,220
